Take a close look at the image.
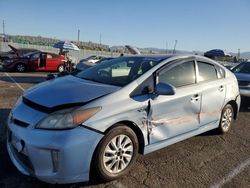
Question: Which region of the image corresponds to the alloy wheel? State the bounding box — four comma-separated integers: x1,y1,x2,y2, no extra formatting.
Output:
16,64,25,72
221,108,233,131
103,134,134,174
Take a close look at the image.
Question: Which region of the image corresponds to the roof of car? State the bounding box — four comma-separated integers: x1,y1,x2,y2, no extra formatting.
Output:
122,54,200,60
18,48,37,51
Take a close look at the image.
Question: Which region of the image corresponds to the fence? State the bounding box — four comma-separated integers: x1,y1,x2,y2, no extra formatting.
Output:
0,42,121,63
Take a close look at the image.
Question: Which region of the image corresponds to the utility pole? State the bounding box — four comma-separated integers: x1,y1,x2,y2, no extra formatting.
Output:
77,29,80,43
165,41,168,54
237,48,240,60
173,40,178,54
99,33,102,45
3,20,5,42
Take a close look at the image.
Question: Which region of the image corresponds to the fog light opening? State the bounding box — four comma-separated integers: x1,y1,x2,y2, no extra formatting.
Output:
51,150,60,172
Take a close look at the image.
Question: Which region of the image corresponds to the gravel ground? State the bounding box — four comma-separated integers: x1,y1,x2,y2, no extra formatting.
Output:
0,71,250,188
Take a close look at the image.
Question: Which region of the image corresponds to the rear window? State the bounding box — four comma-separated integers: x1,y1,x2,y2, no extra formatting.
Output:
197,62,218,82
215,65,225,78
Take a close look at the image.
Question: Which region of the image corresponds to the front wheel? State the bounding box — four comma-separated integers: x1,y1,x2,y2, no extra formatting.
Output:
15,63,26,72
92,125,138,181
217,104,234,134
57,64,64,72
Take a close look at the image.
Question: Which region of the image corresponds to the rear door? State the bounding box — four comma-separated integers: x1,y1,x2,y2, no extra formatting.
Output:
197,61,226,126
45,53,54,71
149,58,201,144
47,54,64,71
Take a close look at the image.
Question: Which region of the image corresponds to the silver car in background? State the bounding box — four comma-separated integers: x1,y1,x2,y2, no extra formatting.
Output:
7,55,240,184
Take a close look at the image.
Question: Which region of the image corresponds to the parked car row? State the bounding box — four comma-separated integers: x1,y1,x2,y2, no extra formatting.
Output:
0,44,114,73
1,51,65,72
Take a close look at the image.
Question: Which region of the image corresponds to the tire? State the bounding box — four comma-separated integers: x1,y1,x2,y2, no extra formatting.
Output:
217,104,234,134
57,64,64,73
15,63,26,72
92,125,139,181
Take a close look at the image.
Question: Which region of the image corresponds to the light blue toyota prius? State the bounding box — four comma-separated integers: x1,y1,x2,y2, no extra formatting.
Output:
7,55,240,184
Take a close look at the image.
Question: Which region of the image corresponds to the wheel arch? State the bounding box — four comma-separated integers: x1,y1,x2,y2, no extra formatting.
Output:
89,120,145,181
104,120,145,154
225,100,238,120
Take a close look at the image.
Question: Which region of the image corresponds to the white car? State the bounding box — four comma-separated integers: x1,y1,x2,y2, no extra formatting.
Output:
80,55,104,64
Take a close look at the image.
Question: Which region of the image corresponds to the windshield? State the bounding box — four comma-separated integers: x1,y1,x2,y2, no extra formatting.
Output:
7,50,15,54
232,63,250,74
22,51,40,57
75,56,165,86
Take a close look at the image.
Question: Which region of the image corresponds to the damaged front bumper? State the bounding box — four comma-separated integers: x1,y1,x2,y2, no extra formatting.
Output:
7,122,103,184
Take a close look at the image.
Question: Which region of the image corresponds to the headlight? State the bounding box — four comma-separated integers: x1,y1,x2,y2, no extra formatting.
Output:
36,107,101,130
4,59,14,64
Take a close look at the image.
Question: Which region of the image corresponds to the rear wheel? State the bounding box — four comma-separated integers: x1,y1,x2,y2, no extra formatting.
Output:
217,104,234,134
57,64,64,72
15,63,26,72
92,125,138,181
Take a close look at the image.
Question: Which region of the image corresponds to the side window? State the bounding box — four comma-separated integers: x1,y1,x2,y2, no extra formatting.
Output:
158,61,196,88
31,53,40,60
47,54,53,59
130,75,154,97
215,65,225,79
197,62,218,82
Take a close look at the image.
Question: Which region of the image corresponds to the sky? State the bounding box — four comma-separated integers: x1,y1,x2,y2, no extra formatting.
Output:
0,0,250,53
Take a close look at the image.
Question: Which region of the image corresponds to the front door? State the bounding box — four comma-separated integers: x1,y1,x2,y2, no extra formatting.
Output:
37,53,47,70
149,59,201,144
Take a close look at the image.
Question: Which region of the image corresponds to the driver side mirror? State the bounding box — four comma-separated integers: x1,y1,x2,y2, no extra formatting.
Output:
155,82,176,95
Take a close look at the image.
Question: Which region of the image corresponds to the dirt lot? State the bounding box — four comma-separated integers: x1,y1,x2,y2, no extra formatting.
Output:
0,71,250,188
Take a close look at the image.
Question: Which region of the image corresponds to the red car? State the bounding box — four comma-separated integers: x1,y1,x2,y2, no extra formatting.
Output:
2,51,65,72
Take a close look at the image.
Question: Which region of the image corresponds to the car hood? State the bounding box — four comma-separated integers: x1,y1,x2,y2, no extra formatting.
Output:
0,51,17,58
234,73,250,81
23,75,120,111
76,61,95,71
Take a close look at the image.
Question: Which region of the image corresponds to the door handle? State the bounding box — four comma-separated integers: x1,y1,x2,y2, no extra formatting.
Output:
218,85,224,92
191,94,200,102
